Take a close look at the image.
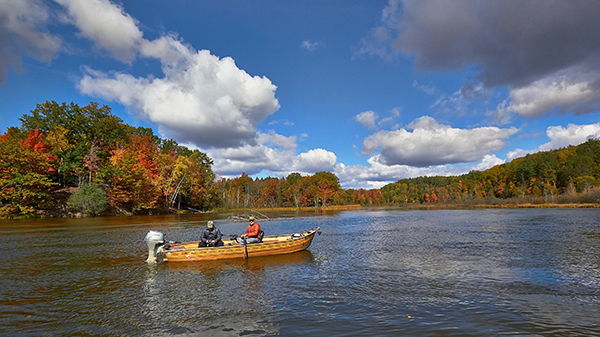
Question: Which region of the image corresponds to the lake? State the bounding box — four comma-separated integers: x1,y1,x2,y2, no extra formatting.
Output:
1,208,599,336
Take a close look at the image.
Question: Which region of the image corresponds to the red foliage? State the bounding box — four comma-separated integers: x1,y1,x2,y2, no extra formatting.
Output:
18,129,57,173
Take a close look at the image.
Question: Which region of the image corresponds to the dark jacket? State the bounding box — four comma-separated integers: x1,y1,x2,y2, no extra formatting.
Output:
200,227,222,244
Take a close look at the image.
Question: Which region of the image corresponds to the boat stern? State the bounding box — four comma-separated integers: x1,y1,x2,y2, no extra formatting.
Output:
145,230,165,263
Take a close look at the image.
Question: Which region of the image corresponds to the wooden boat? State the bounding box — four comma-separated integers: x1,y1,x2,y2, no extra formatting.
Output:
145,227,320,263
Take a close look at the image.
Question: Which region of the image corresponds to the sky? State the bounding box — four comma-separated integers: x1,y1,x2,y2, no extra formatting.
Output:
1,0,600,189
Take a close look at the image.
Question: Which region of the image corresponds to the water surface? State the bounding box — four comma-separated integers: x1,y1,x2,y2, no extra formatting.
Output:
1,208,599,336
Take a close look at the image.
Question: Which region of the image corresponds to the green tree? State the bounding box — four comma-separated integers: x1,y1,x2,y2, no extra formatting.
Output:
67,184,108,216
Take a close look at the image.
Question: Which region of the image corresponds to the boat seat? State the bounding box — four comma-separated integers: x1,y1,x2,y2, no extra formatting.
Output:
258,230,264,243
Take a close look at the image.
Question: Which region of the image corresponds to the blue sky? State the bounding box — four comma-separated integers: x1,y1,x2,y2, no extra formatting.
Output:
1,0,600,189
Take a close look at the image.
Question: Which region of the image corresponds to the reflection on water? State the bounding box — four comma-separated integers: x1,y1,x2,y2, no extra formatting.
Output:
143,251,314,336
163,250,315,274
1,209,599,336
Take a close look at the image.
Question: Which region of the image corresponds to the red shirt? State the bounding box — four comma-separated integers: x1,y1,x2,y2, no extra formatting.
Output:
244,221,261,238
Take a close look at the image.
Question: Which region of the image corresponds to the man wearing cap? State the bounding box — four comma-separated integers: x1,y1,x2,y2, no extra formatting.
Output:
198,221,223,247
237,216,262,245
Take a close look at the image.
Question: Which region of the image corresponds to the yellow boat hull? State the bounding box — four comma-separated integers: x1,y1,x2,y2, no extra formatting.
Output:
162,228,319,262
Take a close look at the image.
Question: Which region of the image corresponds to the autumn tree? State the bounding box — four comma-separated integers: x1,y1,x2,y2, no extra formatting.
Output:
179,150,217,210
0,129,57,215
19,101,139,187
281,172,302,207
105,135,161,214
311,171,341,207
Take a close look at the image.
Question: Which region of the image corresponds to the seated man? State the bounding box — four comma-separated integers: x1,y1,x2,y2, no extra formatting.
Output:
198,221,224,247
237,216,262,245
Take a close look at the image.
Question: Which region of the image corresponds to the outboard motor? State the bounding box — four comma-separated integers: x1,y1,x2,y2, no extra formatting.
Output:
145,230,165,263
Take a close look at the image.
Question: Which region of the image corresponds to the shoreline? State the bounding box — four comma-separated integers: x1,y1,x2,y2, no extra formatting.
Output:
219,203,600,213
5,202,598,220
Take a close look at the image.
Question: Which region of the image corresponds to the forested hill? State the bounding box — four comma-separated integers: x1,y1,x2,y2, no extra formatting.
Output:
380,139,600,204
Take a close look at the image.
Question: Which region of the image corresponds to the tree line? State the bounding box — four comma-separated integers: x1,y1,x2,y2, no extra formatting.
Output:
214,172,382,209
380,139,600,204
0,101,381,217
2,101,598,218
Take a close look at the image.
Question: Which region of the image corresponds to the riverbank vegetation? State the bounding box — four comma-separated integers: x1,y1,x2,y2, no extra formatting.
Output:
1,101,598,218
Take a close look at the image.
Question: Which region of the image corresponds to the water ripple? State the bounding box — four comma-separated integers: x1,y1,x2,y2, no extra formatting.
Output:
1,209,599,336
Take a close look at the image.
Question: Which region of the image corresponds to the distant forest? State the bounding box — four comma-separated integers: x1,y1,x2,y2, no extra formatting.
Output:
380,138,600,205
1,101,598,218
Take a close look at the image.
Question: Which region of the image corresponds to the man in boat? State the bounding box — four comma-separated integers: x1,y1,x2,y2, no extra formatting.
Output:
237,216,262,245
198,221,224,247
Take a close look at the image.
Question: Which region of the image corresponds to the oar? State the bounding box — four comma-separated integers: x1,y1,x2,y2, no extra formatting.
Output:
242,237,248,260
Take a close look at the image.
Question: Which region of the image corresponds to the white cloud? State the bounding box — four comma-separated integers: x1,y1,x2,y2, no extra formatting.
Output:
36,0,278,150
500,71,600,118
540,122,600,151
208,128,507,189
78,33,280,148
257,130,297,151
474,154,504,171
337,116,519,189
334,155,471,189
336,151,510,190
293,149,337,172
363,116,518,167
56,0,343,182
355,110,379,130
507,122,600,161
506,148,537,162
205,135,337,178
56,0,143,62
0,0,62,83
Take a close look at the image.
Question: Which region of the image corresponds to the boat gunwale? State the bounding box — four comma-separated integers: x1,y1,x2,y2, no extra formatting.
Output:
164,227,319,254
